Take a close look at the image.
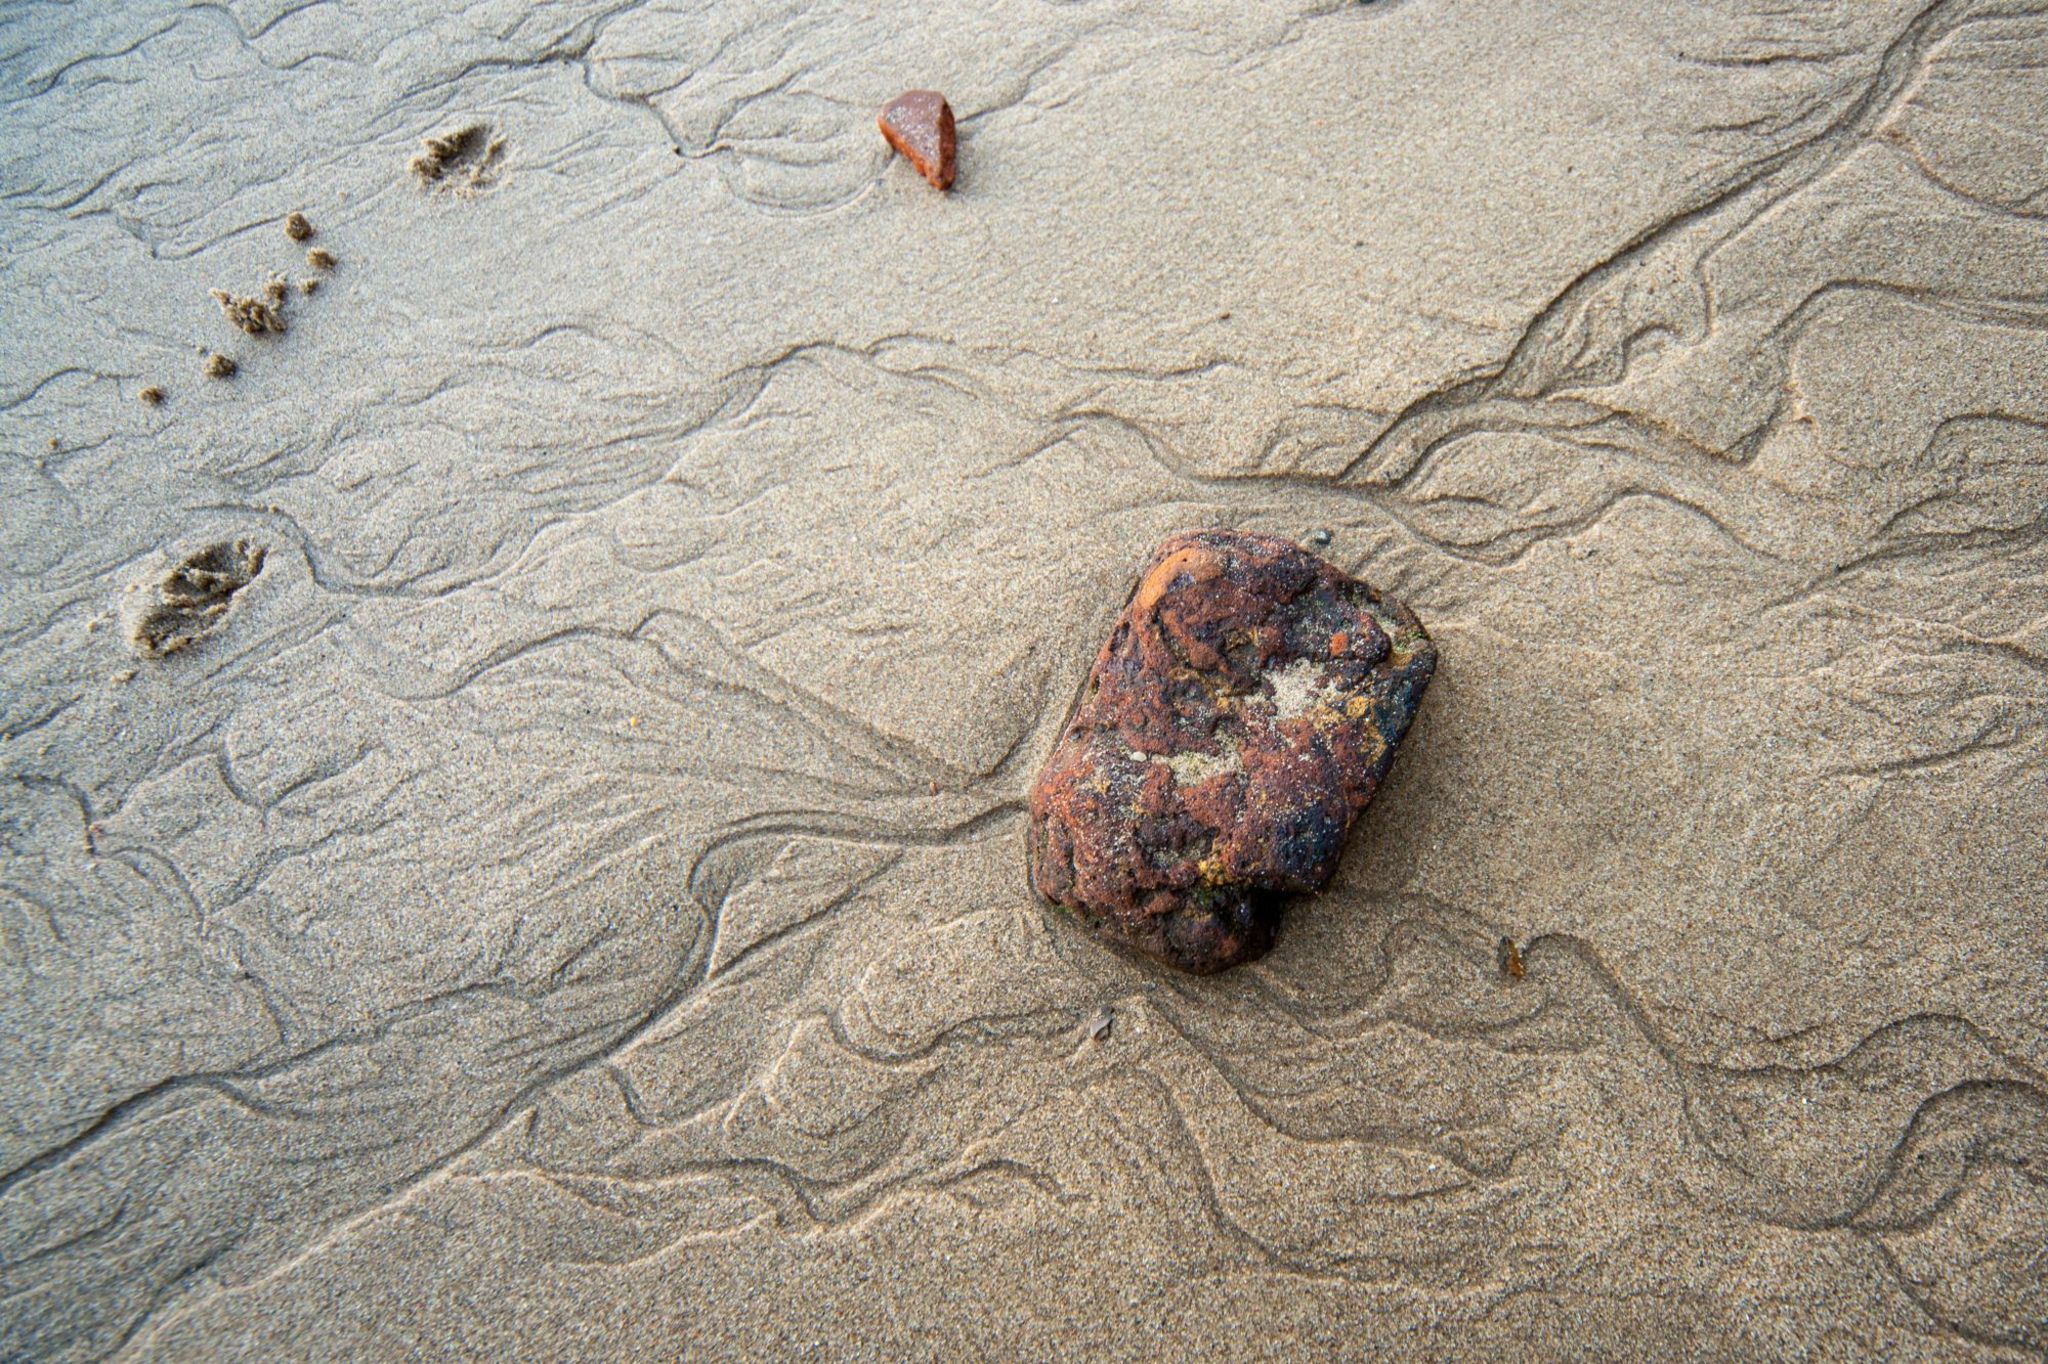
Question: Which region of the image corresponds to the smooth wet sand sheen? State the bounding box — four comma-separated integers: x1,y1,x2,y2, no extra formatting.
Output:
1,1,2044,1358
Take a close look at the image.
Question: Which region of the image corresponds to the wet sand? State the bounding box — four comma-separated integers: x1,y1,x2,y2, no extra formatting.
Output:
1,0,2044,1358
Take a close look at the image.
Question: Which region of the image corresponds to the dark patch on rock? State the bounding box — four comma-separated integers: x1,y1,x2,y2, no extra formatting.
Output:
127,540,266,658
879,90,956,190
1027,529,1436,973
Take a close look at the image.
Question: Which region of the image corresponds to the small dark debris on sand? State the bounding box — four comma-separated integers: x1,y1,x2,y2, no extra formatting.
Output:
263,272,289,304
299,277,320,295
284,211,314,242
139,385,165,406
410,123,505,193
1499,937,1526,979
212,288,285,336
878,90,956,191
413,125,476,176
127,539,267,658
306,246,336,271
203,353,236,378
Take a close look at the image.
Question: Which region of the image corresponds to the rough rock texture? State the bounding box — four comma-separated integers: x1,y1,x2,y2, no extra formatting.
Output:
878,90,956,190
1030,530,1434,972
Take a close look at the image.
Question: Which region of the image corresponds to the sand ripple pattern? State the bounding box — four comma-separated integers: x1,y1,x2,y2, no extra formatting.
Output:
1,0,2044,1358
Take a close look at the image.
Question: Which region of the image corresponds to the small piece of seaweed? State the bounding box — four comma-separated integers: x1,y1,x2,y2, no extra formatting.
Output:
1499,936,1526,980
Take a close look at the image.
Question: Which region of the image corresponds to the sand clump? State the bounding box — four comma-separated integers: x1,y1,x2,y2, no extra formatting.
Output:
211,287,286,336
203,252,329,378
6,2,2046,1359
124,540,267,658
410,124,505,194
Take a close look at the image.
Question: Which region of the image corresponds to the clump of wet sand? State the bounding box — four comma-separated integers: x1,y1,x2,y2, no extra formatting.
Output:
410,123,505,194
124,540,267,658
211,287,286,336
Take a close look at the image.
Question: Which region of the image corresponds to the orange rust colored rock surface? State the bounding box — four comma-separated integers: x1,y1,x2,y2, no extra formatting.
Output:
1027,529,1436,974
879,90,956,190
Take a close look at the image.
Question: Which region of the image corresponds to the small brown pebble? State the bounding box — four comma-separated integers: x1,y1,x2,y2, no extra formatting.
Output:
306,247,336,271
48,437,60,451
284,211,314,242
203,353,236,378
878,90,956,191
139,385,165,406
1499,937,1526,979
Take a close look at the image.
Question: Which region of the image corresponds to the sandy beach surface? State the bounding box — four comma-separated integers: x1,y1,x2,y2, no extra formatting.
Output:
3,0,2045,1358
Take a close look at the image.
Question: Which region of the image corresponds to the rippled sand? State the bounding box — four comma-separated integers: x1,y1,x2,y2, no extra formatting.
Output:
2,1,2044,1358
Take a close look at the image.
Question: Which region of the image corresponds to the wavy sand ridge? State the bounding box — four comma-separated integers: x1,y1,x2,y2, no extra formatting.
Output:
1,0,2043,1358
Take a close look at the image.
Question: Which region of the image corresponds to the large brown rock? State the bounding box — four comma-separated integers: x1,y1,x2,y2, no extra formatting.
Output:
1028,529,1436,973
